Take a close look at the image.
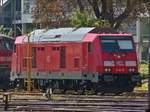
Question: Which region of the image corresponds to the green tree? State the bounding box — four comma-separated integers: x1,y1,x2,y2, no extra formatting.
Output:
32,0,150,29
0,25,12,36
0,25,6,34
71,11,110,28
67,0,150,29
32,0,63,28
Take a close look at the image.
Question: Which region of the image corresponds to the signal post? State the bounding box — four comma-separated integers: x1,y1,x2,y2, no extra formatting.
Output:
26,35,32,92
148,27,150,111
147,17,150,111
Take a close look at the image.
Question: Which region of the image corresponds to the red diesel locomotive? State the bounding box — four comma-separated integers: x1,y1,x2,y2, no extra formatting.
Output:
10,28,141,93
0,34,14,90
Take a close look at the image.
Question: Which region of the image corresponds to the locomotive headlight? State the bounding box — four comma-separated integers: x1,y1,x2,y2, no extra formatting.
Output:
104,68,111,72
125,61,136,66
129,68,135,72
104,61,114,66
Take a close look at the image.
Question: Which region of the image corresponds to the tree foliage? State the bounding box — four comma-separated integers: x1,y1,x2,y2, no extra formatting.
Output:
71,11,110,28
0,25,12,36
0,25,6,34
32,0,150,29
32,0,63,28
68,0,150,29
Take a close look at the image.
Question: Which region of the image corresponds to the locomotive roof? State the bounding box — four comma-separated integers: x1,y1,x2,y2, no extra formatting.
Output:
15,28,132,43
89,28,119,34
23,27,95,42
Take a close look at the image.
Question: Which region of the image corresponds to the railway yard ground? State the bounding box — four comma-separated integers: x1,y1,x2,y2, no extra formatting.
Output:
0,90,148,112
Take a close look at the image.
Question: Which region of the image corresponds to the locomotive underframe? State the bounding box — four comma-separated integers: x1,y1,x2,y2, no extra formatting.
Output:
0,67,11,90
11,71,141,93
10,71,99,82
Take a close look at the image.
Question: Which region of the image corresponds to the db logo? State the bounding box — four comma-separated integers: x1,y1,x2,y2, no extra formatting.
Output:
116,61,124,66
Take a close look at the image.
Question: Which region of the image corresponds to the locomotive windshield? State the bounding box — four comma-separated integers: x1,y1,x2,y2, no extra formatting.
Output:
0,37,14,51
101,36,134,52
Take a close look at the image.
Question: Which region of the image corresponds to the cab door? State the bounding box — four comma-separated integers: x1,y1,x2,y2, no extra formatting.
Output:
60,46,66,69
36,47,46,71
51,46,60,71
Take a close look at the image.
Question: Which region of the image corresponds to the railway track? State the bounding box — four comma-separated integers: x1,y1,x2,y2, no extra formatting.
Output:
0,101,148,112
0,86,146,111
0,92,148,112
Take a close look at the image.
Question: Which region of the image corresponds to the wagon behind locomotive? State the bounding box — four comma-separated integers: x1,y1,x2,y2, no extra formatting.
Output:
0,34,14,90
10,28,141,93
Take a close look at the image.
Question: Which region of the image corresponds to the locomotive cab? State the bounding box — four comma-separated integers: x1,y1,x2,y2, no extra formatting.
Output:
97,35,141,91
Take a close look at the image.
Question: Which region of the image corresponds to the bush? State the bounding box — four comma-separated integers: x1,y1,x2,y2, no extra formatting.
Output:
139,63,148,79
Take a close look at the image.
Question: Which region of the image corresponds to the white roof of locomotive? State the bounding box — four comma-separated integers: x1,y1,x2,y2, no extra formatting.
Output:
16,27,132,44
23,27,94,42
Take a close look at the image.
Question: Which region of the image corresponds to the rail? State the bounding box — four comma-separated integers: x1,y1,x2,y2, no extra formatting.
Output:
0,92,148,111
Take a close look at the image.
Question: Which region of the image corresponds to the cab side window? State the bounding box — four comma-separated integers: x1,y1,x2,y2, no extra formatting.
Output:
88,42,92,52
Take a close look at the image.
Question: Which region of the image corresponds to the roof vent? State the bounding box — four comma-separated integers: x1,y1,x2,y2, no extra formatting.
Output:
55,35,61,38
89,28,119,34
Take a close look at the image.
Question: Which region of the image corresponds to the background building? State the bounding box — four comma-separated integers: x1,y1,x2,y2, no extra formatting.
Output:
137,17,150,62
0,0,35,36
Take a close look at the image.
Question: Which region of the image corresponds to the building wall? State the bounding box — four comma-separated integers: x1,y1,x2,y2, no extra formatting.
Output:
1,0,35,36
0,0,12,28
140,17,150,61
